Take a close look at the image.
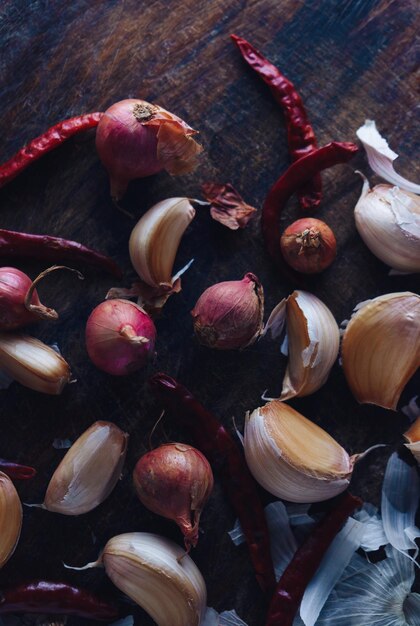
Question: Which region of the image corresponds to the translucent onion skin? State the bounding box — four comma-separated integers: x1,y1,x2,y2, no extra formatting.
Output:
85,299,156,376
0,267,42,330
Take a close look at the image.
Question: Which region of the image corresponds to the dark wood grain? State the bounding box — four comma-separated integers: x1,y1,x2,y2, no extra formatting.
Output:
0,1,419,625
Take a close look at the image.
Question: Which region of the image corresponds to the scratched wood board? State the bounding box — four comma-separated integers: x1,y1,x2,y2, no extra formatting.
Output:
0,0,418,624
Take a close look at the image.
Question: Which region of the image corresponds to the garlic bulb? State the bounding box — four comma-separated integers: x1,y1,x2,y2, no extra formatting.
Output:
69,533,207,626
244,401,353,502
129,197,195,288
354,174,420,273
342,292,420,410
0,471,22,568
42,421,128,515
0,333,71,394
265,290,339,399
404,417,420,464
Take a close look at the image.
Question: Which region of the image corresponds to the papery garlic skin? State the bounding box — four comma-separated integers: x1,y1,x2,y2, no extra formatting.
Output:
244,401,352,503
404,417,420,464
44,421,128,515
0,333,71,394
129,198,196,288
342,292,420,410
354,175,420,273
265,291,339,399
0,471,22,568
102,533,206,626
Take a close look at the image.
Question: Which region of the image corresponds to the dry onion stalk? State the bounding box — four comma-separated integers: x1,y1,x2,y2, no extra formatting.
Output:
67,532,207,626
264,290,339,399
0,471,22,569
341,292,420,410
244,401,355,503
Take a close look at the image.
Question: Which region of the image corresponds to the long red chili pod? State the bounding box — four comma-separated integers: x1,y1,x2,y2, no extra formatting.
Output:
231,34,321,211
0,580,119,620
149,372,276,596
266,492,362,626
0,459,36,480
0,112,103,189
262,141,358,280
0,228,122,278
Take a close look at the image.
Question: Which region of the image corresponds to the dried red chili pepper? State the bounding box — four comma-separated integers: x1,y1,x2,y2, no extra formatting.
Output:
231,34,321,211
0,228,122,278
266,492,362,626
0,580,118,620
0,459,36,480
149,372,276,596
0,112,102,189
262,141,358,280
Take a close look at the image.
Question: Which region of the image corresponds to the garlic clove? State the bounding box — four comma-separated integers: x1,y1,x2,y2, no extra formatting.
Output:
70,532,207,626
129,197,196,288
404,417,420,464
265,291,339,399
0,333,71,395
0,471,22,568
354,174,420,273
341,292,420,410
43,421,128,515
244,401,352,503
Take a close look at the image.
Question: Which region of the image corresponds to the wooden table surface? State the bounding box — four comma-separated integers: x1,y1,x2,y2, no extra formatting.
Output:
0,1,418,625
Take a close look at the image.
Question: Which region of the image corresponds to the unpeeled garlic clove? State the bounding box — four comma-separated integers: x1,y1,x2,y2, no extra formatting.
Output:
68,532,207,626
404,417,420,464
0,333,71,395
42,421,128,515
244,400,353,503
341,292,420,410
265,290,339,399
0,471,22,568
354,174,420,273
129,197,196,289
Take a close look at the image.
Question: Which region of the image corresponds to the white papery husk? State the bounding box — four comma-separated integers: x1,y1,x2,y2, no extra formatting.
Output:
202,608,248,626
381,451,420,558
341,292,420,410
244,401,353,503
404,417,420,464
354,174,420,273
264,291,339,400
356,120,420,194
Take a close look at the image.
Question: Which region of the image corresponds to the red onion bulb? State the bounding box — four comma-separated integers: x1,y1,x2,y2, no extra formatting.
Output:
280,218,337,274
95,99,202,201
133,443,214,551
85,299,156,375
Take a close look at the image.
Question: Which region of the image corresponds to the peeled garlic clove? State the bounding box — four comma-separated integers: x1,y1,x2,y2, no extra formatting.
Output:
0,471,22,568
129,197,196,288
244,401,352,503
0,333,71,395
342,292,420,410
43,421,128,515
404,417,420,464
71,532,207,626
354,174,420,273
265,291,339,399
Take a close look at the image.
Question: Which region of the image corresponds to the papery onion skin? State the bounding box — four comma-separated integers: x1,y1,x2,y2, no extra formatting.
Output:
280,218,337,274
191,273,264,350
133,443,214,551
0,268,43,330
86,299,156,375
96,99,202,200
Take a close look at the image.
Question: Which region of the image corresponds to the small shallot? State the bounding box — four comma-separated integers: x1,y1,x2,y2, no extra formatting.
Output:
133,443,214,551
280,218,336,274
96,99,202,200
191,273,264,349
86,299,156,375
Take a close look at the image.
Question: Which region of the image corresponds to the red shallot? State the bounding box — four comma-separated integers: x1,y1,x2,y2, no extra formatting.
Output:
0,265,83,331
133,443,214,551
85,299,156,375
191,273,264,349
95,99,202,200
280,218,336,274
